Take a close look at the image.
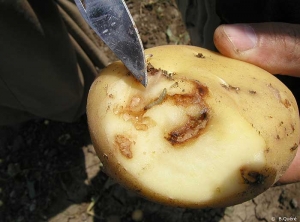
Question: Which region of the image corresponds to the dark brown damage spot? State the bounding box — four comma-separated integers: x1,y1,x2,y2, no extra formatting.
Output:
240,169,266,185
170,83,209,107
268,84,292,109
221,83,240,92
282,99,291,108
291,124,295,132
147,63,175,79
166,109,208,145
115,135,133,159
290,143,298,152
195,53,205,58
166,81,209,145
195,80,209,96
147,63,158,76
276,135,280,140
115,95,155,131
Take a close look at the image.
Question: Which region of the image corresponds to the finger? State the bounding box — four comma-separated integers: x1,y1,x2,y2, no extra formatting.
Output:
277,146,300,185
214,22,300,77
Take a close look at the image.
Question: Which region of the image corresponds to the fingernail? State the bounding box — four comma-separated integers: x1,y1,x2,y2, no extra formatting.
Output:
223,24,257,52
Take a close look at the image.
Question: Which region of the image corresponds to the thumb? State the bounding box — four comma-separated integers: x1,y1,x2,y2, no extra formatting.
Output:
214,22,300,77
277,146,300,185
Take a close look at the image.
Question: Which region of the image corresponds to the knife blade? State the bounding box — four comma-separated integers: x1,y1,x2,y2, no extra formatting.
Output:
74,0,147,86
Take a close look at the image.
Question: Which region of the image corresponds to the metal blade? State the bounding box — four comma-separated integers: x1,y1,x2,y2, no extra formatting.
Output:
74,0,147,86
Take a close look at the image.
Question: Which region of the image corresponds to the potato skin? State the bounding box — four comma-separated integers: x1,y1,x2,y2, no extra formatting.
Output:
87,45,300,208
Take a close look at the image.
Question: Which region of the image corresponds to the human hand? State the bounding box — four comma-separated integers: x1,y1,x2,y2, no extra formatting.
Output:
214,23,300,77
213,22,300,184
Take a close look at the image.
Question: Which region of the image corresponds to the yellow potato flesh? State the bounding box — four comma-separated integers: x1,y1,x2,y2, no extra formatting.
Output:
87,45,300,208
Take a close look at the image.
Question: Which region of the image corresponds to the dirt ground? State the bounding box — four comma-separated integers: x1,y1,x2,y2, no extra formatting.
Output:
1,0,300,222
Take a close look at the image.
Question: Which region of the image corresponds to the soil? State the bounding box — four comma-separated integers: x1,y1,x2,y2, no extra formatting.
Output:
1,0,299,222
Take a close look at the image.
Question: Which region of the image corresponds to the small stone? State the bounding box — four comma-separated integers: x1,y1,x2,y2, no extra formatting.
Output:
290,198,298,209
17,216,24,222
9,190,15,198
81,213,88,221
107,215,120,222
29,202,36,212
58,134,71,145
27,180,36,199
132,209,143,222
224,206,234,216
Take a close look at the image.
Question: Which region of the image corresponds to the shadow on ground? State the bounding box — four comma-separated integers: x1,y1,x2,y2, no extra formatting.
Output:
1,115,300,222
0,115,225,222
0,116,91,221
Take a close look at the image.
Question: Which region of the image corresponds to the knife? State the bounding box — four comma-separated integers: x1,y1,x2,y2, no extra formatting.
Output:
74,0,147,86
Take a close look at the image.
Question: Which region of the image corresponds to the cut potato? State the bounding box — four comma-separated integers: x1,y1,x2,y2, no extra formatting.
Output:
87,45,300,208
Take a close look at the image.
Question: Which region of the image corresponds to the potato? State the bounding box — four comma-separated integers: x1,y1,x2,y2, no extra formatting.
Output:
87,45,300,208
